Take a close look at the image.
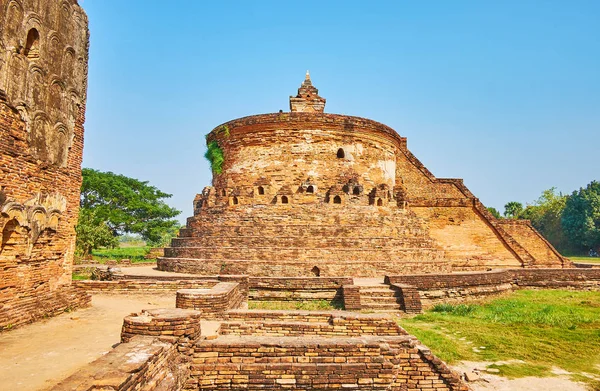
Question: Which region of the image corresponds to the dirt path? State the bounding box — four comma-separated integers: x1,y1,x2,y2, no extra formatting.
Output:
0,293,174,391
453,361,590,391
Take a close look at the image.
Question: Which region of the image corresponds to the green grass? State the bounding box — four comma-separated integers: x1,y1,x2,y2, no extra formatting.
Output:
72,272,90,280
248,299,344,311
568,256,600,264
90,246,155,263
400,290,600,385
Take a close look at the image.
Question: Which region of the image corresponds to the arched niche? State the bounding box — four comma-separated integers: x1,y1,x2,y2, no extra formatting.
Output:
24,28,40,59
1,218,27,258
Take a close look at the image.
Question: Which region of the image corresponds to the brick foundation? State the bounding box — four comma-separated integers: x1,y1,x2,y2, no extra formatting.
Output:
51,336,191,391
176,282,246,318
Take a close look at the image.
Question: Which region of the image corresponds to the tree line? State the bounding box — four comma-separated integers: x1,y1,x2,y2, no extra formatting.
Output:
75,168,181,257
487,180,600,255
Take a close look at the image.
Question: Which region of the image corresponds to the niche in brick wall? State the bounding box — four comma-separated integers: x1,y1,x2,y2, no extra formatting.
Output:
24,29,40,59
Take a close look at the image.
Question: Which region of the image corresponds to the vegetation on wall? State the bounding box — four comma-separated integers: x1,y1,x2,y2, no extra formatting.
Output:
205,141,224,174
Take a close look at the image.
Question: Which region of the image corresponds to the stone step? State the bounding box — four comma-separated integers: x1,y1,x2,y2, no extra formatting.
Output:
171,235,433,248
360,302,401,310
360,290,397,298
163,246,445,262
360,296,401,304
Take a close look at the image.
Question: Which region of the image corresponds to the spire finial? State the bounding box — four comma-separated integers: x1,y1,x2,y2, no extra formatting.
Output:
305,70,310,80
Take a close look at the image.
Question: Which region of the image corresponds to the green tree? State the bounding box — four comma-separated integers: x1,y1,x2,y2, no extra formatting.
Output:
75,208,119,258
79,169,181,243
487,207,502,219
504,201,524,219
520,188,569,252
562,181,600,253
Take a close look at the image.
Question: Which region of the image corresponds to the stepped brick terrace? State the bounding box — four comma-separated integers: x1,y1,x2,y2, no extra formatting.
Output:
158,72,568,277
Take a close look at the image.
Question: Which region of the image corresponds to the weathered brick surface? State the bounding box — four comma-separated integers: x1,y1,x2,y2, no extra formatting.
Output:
51,336,191,391
342,285,361,310
74,279,219,293
160,77,564,277
390,284,422,313
121,308,202,357
176,282,246,318
386,269,600,305
219,312,404,337
0,0,90,330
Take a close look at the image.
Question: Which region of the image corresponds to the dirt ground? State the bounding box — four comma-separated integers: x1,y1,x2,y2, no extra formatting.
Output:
0,292,595,391
0,293,175,391
452,361,591,391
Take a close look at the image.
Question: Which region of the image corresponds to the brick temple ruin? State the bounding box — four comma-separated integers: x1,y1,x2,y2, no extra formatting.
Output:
3,2,600,390
158,72,568,277
0,0,90,330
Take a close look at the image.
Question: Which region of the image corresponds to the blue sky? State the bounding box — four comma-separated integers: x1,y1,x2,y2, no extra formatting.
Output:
81,0,600,221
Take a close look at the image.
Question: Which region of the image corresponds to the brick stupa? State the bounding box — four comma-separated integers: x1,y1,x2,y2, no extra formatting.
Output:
158,73,567,277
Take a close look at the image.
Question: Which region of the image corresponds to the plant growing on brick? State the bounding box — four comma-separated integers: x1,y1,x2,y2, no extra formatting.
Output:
205,141,225,174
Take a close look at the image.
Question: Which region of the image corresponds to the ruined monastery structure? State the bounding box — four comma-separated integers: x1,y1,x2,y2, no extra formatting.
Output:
159,72,568,277
0,0,90,330
4,2,599,390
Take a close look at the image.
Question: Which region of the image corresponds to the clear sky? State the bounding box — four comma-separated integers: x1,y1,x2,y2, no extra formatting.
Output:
80,0,600,222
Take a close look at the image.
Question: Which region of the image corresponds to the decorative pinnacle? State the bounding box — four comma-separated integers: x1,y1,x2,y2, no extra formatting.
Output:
305,70,310,80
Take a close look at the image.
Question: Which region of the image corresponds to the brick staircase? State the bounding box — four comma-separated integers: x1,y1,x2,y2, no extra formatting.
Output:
359,283,403,311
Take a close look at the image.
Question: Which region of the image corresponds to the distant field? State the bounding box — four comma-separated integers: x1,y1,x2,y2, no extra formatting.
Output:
400,290,600,388
89,246,155,264
567,256,600,264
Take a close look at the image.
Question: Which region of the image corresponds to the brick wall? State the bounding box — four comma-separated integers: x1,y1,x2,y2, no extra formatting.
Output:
121,308,201,355
511,268,600,287
51,336,190,391
342,285,361,310
176,282,246,318
0,0,90,330
187,335,467,391
386,270,512,289
390,284,422,313
219,312,405,337
250,277,351,301
74,279,219,292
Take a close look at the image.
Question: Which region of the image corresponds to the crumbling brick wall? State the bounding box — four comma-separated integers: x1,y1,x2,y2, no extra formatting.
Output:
0,0,90,329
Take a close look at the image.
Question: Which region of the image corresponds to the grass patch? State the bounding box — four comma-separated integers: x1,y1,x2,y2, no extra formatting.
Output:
568,256,600,264
487,363,551,378
72,271,90,280
401,290,600,383
90,246,155,263
249,299,343,311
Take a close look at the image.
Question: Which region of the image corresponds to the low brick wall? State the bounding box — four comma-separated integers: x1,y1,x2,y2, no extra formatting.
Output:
0,285,90,331
74,279,219,293
511,268,600,287
385,268,600,306
386,270,512,289
249,277,352,301
51,336,190,391
390,284,422,313
219,312,406,337
223,309,338,323
187,335,467,391
121,308,201,356
342,284,361,310
176,282,246,318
